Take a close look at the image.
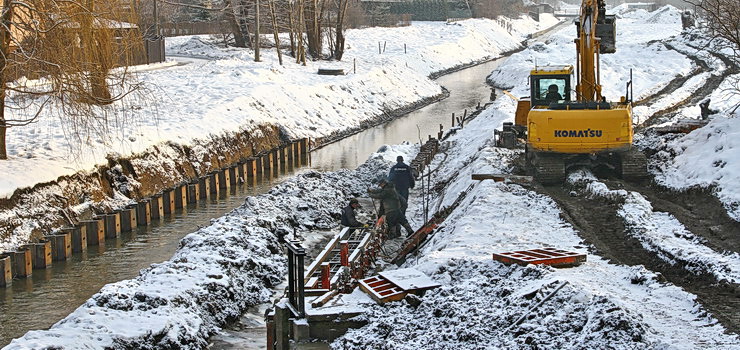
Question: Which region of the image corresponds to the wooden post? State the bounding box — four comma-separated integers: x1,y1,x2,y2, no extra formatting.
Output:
174,184,187,209
120,206,137,232
228,166,238,186
255,157,263,176
451,112,455,127
247,158,257,178
151,195,164,220
162,189,175,215
187,182,200,203
272,149,280,174
237,162,246,183
320,262,331,289
136,200,152,226
263,153,271,174
32,240,52,269
198,176,210,199
12,248,32,278
208,172,220,195
299,138,308,156
82,220,104,246
218,168,230,189
104,213,121,238
274,303,289,350
67,226,87,253
340,240,349,266
49,233,72,261
0,254,12,287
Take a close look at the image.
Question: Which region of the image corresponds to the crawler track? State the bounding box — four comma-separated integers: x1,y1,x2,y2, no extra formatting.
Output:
537,179,740,335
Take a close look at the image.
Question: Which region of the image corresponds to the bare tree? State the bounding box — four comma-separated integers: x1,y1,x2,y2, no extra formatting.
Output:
0,0,143,159
686,0,739,60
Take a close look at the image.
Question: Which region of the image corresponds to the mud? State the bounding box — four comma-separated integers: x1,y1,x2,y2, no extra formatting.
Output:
535,179,740,335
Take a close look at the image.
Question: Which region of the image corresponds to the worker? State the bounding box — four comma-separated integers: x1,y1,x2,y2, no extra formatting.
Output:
340,198,364,234
545,84,563,102
368,176,414,238
388,155,415,201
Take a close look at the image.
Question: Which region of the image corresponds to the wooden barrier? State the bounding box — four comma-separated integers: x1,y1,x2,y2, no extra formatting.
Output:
81,220,103,246
49,233,72,261
136,200,152,226
63,226,88,253
12,248,32,278
162,190,175,215
218,168,231,190
151,195,164,220
247,158,257,178
208,172,220,196
320,262,331,289
174,184,187,209
293,142,300,167
104,213,121,238
120,206,137,232
262,153,271,174
340,240,349,266
198,177,210,199
0,254,12,287
255,157,263,175
228,166,238,186
187,183,199,203
32,240,52,269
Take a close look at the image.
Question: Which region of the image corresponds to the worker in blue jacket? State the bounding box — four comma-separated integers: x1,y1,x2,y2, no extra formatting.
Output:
388,155,415,201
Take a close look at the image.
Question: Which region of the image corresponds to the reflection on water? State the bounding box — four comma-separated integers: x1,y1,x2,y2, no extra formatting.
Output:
211,58,506,350
0,161,309,347
1,57,505,348
309,58,505,171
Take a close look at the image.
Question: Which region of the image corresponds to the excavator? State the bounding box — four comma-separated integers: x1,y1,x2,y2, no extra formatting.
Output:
498,0,647,184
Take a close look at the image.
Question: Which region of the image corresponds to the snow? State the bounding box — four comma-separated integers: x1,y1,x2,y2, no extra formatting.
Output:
0,17,554,201
331,6,740,349
4,5,740,350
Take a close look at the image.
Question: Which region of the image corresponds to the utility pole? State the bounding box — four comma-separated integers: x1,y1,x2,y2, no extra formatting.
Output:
254,0,261,61
153,0,159,38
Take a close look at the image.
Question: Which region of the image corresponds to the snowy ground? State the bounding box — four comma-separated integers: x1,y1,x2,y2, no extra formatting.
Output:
330,5,739,349
0,15,557,200
4,5,740,350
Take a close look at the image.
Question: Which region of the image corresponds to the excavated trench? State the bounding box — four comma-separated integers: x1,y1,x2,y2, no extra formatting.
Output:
539,178,740,335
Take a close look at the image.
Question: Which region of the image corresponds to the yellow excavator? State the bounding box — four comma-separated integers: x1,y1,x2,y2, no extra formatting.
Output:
500,0,647,183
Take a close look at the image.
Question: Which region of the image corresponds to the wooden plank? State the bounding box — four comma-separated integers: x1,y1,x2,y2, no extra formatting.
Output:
471,174,533,183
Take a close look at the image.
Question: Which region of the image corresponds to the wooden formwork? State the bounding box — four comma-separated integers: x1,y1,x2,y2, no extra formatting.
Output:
492,247,586,267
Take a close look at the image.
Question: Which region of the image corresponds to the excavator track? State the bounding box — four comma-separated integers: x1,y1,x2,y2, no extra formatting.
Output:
619,149,648,181
532,153,565,184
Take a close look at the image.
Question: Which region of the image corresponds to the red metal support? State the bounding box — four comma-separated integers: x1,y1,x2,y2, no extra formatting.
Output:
320,262,331,289
340,240,349,266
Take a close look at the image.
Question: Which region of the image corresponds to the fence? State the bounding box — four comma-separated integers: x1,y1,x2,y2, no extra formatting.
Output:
160,22,231,37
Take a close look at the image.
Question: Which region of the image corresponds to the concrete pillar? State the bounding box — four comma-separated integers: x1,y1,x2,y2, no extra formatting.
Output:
12,248,32,278
0,254,12,287
136,200,152,226
81,220,104,246
151,194,164,220
104,213,121,238
174,184,187,209
64,226,87,253
32,240,52,269
162,190,175,215
49,233,72,261
187,182,199,203
120,206,137,232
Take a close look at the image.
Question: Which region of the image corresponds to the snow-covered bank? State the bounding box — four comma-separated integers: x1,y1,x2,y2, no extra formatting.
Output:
0,16,557,200
570,171,740,284
333,96,738,350
4,157,394,348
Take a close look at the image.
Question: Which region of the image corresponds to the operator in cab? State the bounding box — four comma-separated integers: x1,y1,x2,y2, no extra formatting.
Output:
545,84,563,102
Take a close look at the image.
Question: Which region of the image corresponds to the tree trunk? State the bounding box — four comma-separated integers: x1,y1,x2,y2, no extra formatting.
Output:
268,0,283,65
230,0,251,48
334,0,349,61
255,0,261,61
304,0,322,58
0,1,13,159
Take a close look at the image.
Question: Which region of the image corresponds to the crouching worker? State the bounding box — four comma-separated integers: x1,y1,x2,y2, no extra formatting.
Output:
341,198,365,234
367,176,414,239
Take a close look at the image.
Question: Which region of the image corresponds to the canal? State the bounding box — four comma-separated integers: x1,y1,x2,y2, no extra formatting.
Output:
0,56,505,347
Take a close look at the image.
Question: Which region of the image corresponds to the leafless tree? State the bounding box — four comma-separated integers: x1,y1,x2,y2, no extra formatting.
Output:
686,0,739,60
0,0,144,160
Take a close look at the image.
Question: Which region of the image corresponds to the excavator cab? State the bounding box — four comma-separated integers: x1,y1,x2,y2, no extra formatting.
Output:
530,65,573,107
